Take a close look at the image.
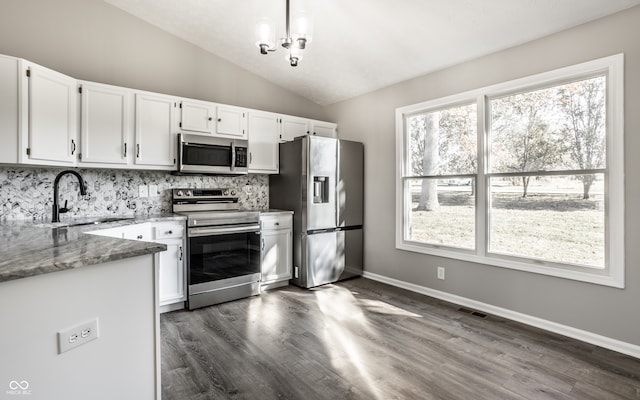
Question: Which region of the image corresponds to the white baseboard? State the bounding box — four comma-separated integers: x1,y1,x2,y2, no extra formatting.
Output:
362,271,640,359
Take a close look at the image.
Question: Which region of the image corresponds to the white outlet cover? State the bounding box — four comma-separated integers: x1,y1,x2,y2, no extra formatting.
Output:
58,318,99,354
148,184,159,197
138,185,148,198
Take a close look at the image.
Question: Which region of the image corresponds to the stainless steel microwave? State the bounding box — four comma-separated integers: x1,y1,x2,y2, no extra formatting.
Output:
177,133,248,175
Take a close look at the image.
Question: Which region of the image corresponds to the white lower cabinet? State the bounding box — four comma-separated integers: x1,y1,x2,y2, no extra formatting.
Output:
157,237,185,307
87,220,186,311
153,222,186,310
260,213,293,289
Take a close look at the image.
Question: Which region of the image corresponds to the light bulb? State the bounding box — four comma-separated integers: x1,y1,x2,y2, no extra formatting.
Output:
255,18,276,54
291,11,313,46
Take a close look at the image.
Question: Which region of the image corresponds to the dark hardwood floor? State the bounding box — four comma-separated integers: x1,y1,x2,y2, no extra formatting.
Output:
160,278,640,400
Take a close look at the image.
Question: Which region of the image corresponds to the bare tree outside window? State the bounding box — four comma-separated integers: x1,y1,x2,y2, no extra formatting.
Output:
557,76,606,199
407,104,477,249
398,55,624,284
488,76,607,267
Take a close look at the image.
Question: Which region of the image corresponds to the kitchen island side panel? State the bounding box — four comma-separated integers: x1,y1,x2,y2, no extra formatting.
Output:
0,255,158,400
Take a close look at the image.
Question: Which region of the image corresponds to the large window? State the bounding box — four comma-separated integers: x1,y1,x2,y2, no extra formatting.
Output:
396,55,624,287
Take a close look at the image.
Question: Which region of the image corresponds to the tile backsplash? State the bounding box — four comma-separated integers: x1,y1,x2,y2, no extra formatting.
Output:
0,167,269,221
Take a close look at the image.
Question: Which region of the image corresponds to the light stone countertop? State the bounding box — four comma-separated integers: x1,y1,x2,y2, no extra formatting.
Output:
0,214,186,284
258,209,294,215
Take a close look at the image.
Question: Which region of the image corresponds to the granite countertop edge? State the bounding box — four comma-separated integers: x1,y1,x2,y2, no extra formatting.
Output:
0,214,184,284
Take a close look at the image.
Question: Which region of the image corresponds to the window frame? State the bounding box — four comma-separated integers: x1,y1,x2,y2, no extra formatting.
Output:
395,54,624,288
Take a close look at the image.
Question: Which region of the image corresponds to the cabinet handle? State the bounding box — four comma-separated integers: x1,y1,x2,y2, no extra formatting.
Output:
71,139,76,155
217,118,222,122
261,238,265,251
179,245,183,261
137,235,143,240
274,222,280,226
208,117,212,121
136,144,140,158
123,143,127,157
166,230,173,235
249,152,252,164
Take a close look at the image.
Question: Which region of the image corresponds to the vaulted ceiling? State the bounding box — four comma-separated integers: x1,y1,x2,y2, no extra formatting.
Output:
104,0,640,106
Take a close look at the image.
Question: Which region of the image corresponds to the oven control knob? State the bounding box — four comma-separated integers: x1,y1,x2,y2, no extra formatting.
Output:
223,189,229,196
230,190,236,196
177,190,184,197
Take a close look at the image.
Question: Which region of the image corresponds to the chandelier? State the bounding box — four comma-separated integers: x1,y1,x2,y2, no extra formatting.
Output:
255,0,313,67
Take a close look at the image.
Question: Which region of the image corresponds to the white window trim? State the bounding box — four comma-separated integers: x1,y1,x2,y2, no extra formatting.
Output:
395,54,625,288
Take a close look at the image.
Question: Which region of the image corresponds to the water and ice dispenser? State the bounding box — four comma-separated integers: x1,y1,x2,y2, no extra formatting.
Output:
313,176,329,203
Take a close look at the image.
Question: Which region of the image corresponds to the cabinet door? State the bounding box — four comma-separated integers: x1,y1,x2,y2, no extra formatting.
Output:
279,115,309,142
158,238,185,306
180,99,215,134
261,229,292,284
310,120,337,138
216,105,247,139
135,93,177,167
79,82,130,165
248,111,279,174
24,62,77,165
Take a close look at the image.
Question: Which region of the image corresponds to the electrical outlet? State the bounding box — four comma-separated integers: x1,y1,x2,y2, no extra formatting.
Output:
58,318,99,354
148,184,159,197
437,266,445,280
244,185,253,194
138,185,148,198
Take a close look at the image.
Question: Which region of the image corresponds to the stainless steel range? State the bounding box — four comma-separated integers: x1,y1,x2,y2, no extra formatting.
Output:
172,188,261,310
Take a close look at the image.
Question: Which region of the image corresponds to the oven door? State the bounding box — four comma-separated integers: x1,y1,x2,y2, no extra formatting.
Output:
187,224,261,309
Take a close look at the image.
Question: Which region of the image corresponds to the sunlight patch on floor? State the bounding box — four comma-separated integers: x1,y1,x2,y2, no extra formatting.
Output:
358,298,423,318
314,286,386,400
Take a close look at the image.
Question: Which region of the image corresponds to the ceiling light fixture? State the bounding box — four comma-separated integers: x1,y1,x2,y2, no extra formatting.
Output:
255,0,313,67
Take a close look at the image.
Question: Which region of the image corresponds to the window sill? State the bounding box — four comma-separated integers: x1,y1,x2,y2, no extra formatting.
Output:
396,241,624,288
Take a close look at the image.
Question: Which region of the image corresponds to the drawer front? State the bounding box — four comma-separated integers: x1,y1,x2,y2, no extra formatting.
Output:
154,223,185,240
122,224,152,241
260,214,292,231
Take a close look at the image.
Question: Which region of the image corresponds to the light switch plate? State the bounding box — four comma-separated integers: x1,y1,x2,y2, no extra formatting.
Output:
58,318,99,354
138,185,148,198
148,184,159,197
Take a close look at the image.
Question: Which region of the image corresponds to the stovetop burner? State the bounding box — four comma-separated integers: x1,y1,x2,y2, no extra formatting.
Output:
171,188,259,227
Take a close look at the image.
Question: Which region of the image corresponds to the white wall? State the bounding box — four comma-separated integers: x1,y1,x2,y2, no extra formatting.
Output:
0,0,327,121
0,255,157,400
325,6,640,347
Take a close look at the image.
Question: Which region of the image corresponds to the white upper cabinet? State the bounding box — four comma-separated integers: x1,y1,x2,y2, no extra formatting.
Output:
309,120,337,138
215,105,247,139
248,111,279,174
134,92,178,168
279,115,309,142
180,99,215,134
0,55,19,164
79,81,131,166
22,60,78,166
0,54,340,172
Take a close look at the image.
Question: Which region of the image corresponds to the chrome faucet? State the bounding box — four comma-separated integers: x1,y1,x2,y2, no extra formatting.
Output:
52,170,87,223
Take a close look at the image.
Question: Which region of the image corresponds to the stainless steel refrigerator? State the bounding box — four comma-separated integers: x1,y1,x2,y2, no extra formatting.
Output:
270,135,364,288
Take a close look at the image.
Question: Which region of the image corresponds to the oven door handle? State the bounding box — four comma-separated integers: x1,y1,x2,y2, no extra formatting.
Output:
188,224,260,237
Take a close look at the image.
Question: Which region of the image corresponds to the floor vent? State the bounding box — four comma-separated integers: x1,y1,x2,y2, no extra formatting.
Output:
458,307,488,319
